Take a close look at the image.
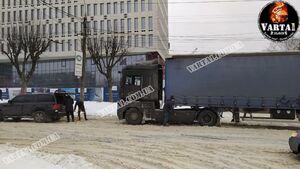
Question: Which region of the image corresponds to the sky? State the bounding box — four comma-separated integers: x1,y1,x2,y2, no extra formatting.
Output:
168,0,300,54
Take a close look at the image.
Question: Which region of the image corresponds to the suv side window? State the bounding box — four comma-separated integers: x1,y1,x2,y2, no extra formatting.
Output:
12,95,26,103
38,94,55,102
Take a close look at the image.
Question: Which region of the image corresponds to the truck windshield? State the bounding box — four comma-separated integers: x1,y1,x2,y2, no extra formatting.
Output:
125,75,142,86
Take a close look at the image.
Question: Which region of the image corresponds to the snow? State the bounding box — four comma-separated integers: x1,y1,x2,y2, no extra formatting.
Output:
0,145,96,169
0,100,8,104
84,101,118,117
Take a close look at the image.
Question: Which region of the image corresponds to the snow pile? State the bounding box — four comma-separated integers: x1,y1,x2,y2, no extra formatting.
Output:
0,145,97,169
85,101,117,117
0,100,8,104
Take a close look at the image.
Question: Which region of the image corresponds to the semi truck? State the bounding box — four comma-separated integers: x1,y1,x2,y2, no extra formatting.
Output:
117,52,300,126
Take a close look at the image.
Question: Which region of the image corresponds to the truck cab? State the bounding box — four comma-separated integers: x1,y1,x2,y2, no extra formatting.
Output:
117,63,163,124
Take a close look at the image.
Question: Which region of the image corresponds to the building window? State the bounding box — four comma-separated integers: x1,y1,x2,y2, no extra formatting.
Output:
43,8,46,19
87,4,91,16
148,16,153,31
55,43,59,52
113,2,118,14
68,40,71,51
120,19,124,33
107,3,111,14
55,7,59,18
127,18,131,32
61,7,65,18
134,0,138,12
49,8,52,19
62,40,65,51
94,4,97,15
37,9,40,20
68,6,71,16
127,1,131,13
107,20,111,33
1,12,4,23
68,23,71,35
74,39,78,51
61,23,65,35
127,35,132,48
55,24,59,36
141,17,145,31
120,36,125,48
100,3,104,15
19,11,22,21
149,34,153,47
74,5,78,17
114,19,118,33
93,21,98,33
13,11,16,22
31,9,34,20
74,22,78,34
134,18,138,32
42,25,46,37
141,35,146,47
148,0,153,11
120,1,124,13
134,35,138,47
61,59,66,67
141,0,145,12
100,20,104,34
49,24,53,36
81,5,84,16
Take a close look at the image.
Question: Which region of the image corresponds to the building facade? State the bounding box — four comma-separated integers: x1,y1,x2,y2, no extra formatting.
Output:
0,0,168,60
0,0,168,99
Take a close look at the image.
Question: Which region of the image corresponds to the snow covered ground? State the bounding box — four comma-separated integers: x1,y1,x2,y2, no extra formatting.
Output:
0,145,97,169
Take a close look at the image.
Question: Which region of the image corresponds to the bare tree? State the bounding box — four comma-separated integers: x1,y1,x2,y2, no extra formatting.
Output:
87,36,127,102
267,38,300,51
1,25,51,94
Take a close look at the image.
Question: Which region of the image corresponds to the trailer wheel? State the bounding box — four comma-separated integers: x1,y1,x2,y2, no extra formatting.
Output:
198,110,217,126
125,108,143,125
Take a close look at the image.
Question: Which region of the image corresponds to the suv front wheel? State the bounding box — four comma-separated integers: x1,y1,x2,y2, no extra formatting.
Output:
33,111,49,123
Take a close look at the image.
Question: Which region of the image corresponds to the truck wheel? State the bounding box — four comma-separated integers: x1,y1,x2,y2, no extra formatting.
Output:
198,110,217,126
125,108,143,125
33,111,49,123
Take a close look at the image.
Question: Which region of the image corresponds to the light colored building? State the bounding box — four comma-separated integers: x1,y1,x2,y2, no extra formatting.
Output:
0,0,169,61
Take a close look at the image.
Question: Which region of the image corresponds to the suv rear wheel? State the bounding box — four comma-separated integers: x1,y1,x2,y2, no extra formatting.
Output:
33,111,49,123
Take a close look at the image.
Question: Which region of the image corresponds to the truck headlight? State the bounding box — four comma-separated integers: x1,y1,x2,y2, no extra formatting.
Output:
291,131,298,137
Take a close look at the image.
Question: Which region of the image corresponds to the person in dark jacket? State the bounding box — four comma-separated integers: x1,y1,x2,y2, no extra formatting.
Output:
163,96,175,126
0,89,2,101
74,99,88,121
65,95,74,122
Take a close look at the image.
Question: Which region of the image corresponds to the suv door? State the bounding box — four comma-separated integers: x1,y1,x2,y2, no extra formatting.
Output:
2,95,25,117
22,95,38,117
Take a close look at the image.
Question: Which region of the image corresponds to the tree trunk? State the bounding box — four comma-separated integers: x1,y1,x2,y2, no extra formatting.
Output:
20,81,27,95
107,70,113,102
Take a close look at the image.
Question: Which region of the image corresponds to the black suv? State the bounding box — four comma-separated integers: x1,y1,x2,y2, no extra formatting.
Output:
0,93,66,122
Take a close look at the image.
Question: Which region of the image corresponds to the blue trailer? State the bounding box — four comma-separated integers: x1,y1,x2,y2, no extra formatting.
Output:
117,52,300,126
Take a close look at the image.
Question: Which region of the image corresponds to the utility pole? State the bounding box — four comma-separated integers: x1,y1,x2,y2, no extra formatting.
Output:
80,16,87,102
